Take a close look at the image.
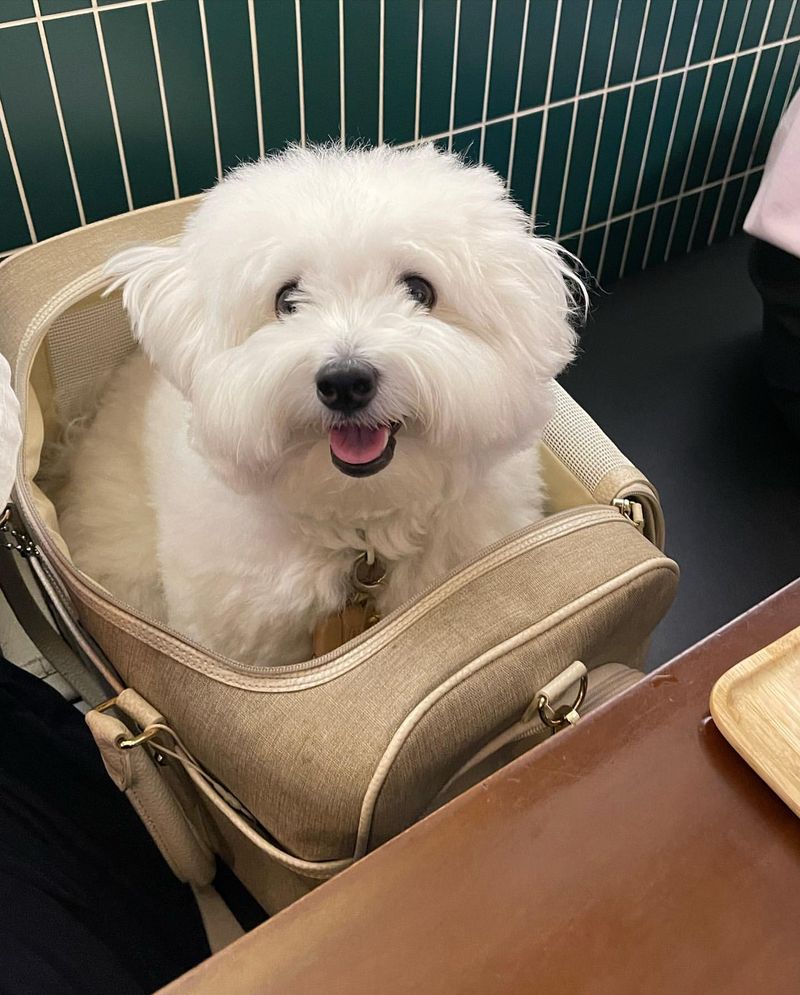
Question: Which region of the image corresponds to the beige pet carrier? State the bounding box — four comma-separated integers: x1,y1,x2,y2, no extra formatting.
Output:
0,199,678,915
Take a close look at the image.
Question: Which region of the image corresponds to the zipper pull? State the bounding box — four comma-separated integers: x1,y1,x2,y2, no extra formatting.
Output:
612,497,645,533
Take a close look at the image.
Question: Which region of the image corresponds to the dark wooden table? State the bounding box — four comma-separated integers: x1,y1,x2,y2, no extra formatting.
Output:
164,581,800,995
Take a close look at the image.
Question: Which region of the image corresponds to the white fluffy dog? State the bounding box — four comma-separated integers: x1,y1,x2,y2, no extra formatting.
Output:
57,145,582,666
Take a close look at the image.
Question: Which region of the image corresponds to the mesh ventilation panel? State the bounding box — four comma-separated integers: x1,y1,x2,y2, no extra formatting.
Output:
45,294,136,424
543,382,633,492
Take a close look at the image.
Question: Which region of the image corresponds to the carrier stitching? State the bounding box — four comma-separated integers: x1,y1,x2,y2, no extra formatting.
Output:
73,512,628,692
354,558,678,857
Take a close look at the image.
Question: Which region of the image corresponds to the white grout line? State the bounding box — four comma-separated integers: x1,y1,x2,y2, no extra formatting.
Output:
91,0,133,211
247,0,264,159
690,185,710,250
595,0,652,280
558,162,765,243
338,0,346,147
727,0,797,235
787,0,800,39
505,0,531,190
413,0,423,143
770,30,800,151
478,0,497,163
530,0,563,223
779,26,800,111
378,0,385,145
554,0,594,238
724,19,796,239
0,0,167,30
450,34,800,141
765,0,793,44
294,0,306,146
662,0,731,260
197,0,222,178
146,0,179,198
728,171,760,236
707,0,777,243
396,30,800,151
575,0,622,255
0,96,36,242
618,0,678,274
683,0,751,247
641,0,705,269
32,0,86,225
447,0,461,153
711,0,741,59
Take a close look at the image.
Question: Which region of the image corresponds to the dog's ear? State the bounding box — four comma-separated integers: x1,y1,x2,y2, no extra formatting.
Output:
513,231,588,382
104,243,209,395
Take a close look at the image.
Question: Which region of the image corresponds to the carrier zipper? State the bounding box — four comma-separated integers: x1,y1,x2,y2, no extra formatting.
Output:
13,491,637,685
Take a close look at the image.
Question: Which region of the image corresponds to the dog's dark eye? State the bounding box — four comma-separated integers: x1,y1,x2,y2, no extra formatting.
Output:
275,281,300,316
401,274,436,310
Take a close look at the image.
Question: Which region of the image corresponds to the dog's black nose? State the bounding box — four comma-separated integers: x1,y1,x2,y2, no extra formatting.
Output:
315,360,378,413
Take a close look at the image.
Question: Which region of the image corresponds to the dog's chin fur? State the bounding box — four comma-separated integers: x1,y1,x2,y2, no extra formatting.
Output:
55,144,584,667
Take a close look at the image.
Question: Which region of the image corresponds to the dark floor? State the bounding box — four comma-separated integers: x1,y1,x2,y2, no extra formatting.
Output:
559,235,800,668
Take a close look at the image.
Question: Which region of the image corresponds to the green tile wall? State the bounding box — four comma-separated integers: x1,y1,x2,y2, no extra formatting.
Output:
0,0,798,286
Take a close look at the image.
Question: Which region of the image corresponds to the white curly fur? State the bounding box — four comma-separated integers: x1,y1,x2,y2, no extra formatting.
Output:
56,145,583,666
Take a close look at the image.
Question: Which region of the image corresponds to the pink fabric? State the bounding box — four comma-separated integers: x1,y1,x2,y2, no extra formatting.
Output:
744,90,800,260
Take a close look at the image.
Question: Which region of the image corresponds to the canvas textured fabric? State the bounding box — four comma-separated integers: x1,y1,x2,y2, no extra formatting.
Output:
63,512,676,867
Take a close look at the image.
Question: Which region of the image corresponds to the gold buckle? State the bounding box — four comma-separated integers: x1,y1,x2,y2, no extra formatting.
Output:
537,673,588,731
117,726,160,750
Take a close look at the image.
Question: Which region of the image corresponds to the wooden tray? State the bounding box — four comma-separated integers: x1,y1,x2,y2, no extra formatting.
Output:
710,624,800,818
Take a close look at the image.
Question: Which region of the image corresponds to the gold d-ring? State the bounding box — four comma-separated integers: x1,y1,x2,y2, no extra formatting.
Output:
352,551,387,592
537,673,589,730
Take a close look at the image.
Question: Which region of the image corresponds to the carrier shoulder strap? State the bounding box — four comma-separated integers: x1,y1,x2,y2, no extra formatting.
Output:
0,545,110,707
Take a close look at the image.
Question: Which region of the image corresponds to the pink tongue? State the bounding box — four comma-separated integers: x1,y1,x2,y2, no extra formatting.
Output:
329,425,390,465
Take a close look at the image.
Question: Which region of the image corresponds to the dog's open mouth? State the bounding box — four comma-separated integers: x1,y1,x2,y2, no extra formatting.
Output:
329,423,398,477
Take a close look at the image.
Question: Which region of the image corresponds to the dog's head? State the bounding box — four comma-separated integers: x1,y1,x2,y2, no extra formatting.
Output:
107,145,584,517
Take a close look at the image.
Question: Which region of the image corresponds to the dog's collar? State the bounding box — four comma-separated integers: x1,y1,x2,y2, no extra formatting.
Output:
312,546,387,657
